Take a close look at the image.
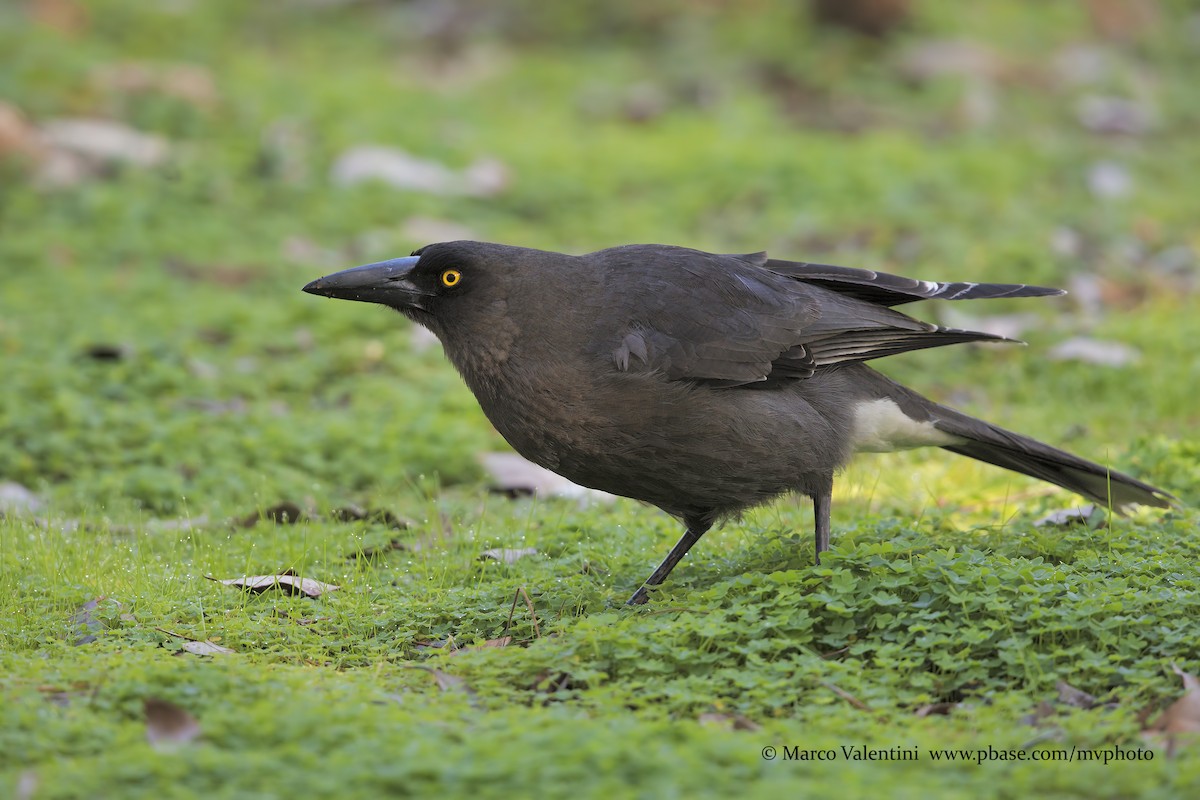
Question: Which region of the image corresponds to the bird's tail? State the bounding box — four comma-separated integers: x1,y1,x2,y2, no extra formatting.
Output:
852,365,1177,511
931,407,1175,510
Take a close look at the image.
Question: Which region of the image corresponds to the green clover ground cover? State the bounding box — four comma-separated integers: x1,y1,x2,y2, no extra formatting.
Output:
2,1,1199,797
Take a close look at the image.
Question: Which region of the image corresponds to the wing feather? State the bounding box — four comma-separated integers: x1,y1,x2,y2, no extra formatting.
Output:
593,246,1039,388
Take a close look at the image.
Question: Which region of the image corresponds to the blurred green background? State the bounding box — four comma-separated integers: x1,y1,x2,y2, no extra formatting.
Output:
2,1,1199,797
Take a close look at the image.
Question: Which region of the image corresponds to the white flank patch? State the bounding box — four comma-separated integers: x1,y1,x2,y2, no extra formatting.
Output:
850,398,966,453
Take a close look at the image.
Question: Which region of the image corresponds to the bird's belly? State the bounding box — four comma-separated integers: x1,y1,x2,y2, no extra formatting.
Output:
475,372,852,514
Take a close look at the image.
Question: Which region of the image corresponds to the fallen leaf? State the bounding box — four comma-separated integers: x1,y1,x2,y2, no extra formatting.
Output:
460,157,510,196
528,670,579,693
1048,336,1141,367
418,668,476,696
1034,505,1106,529
344,538,406,559
1143,664,1200,755
938,308,1038,341
697,712,762,731
147,515,211,534
38,683,93,708
812,0,911,37
39,118,170,168
0,482,42,516
1174,664,1200,693
330,146,508,197
144,698,201,750
896,40,1006,82
1087,160,1134,199
82,343,131,361
206,571,338,598
915,702,958,717
164,258,263,287
820,681,871,710
1052,45,1114,87
1086,0,1161,41
451,636,513,655
0,102,47,163
15,770,38,800
480,548,539,564
1077,95,1153,136
70,597,121,645
1020,699,1058,726
1056,681,1099,709
237,501,305,527
30,0,89,35
401,216,477,246
480,452,616,504
331,505,412,529
179,641,234,656
91,62,218,108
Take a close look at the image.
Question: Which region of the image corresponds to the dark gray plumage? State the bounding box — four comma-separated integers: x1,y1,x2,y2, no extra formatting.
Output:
303,241,1175,604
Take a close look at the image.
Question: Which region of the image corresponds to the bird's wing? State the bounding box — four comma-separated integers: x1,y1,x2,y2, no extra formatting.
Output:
608,251,821,385
764,258,1064,307
603,247,1017,387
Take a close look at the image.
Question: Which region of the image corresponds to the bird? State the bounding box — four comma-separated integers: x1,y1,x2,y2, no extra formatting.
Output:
303,241,1175,605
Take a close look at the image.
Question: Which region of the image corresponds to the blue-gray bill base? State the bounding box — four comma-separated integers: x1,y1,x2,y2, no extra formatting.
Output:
303,241,1176,605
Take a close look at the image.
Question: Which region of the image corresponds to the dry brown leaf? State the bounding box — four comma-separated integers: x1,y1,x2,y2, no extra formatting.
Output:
1086,0,1161,41
812,0,910,37
206,571,338,598
1142,664,1200,756
144,698,201,750
1158,692,1200,735
820,681,871,711
1175,664,1200,692
1157,665,1200,733
0,102,47,163
164,259,264,288
30,0,89,34
91,62,218,108
236,501,305,527
331,505,412,529
480,547,538,564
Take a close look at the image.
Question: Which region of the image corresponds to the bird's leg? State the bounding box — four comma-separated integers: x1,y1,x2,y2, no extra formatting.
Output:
626,517,713,605
812,481,832,565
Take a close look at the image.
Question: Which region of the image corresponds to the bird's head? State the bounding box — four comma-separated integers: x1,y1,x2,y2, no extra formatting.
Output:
303,240,500,322
302,240,584,364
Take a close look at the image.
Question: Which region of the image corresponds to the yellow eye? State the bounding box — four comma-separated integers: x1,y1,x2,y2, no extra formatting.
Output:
441,269,462,288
